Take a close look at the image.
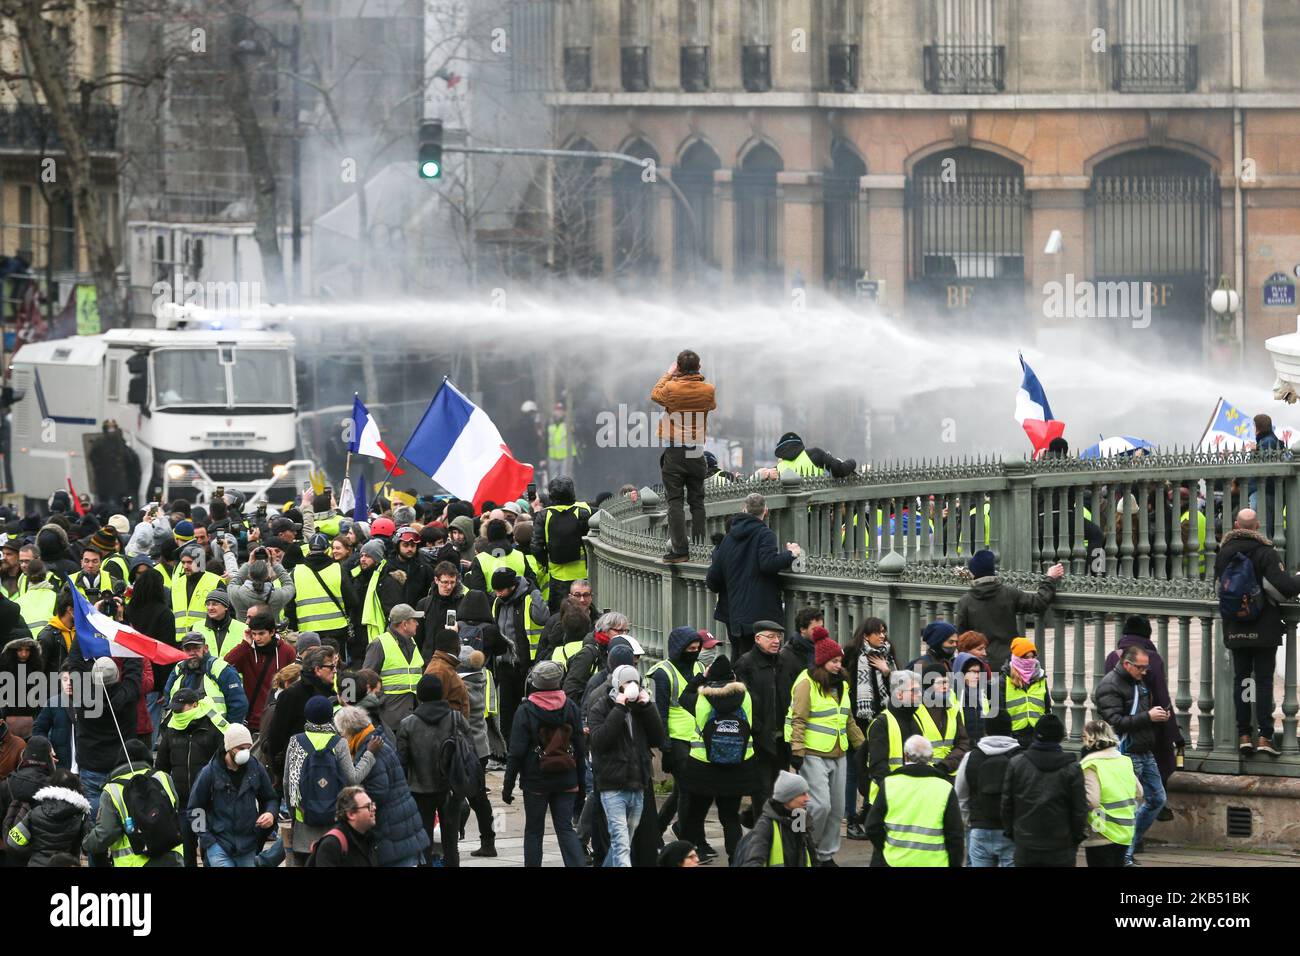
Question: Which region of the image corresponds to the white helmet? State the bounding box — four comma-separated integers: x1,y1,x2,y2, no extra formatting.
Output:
520,400,538,414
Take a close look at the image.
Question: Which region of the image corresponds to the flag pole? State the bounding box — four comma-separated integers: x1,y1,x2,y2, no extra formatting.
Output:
378,376,449,492
1197,397,1224,455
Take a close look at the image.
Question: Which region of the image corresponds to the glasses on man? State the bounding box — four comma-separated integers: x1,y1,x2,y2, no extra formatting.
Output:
319,662,338,672
353,801,375,812
1126,661,1149,672
571,591,592,599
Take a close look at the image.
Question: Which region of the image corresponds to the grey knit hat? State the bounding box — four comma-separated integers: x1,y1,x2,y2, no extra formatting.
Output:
531,660,564,691
361,540,387,562
772,770,810,805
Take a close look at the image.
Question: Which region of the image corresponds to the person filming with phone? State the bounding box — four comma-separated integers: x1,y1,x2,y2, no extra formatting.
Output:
416,561,467,660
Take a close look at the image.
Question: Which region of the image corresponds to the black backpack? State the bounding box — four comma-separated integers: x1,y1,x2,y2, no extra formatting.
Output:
121,772,182,858
440,712,485,800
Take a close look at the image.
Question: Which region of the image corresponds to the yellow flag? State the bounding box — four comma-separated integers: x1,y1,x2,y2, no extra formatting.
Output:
309,469,327,495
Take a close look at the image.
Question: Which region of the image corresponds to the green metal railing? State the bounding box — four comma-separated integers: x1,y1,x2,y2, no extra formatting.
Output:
587,451,1300,777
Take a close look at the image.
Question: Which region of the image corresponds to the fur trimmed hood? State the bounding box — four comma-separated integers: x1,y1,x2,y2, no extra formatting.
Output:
1220,527,1273,548
33,786,91,814
699,680,747,699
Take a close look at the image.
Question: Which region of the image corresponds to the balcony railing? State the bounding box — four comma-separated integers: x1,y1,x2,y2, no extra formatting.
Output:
923,44,1005,94
1112,42,1198,93
0,103,119,153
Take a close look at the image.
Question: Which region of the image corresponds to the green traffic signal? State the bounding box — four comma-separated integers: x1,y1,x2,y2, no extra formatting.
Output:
420,158,441,179
419,119,443,179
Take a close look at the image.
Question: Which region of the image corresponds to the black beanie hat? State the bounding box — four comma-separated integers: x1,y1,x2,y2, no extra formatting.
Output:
24,735,54,768
657,840,697,867
416,674,444,702
706,654,734,683
1123,615,1152,639
1033,713,1066,744
435,629,460,655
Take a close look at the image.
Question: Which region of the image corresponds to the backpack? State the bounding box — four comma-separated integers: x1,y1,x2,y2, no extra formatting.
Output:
700,702,750,766
1218,550,1265,623
121,772,182,858
536,722,577,774
296,732,344,827
305,827,348,867
440,711,484,800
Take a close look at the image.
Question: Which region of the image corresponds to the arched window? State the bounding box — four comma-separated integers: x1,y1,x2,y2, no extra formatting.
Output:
554,138,601,277
907,147,1024,280
673,140,720,282
611,138,660,280
823,140,867,290
734,142,783,285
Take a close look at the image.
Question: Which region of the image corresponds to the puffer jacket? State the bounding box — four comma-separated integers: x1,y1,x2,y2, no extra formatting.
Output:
0,637,44,716
359,727,430,866
675,680,758,799
705,513,795,635
1093,665,1157,756
456,648,491,758
153,702,226,799
955,575,1059,670
6,784,92,866
395,700,461,793
1213,528,1300,648
0,758,54,824
587,691,665,792
1001,744,1087,852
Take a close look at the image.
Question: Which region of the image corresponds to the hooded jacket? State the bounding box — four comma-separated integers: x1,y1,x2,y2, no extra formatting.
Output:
649,627,705,736
5,784,92,866
1001,743,1088,851
1213,527,1300,648
676,680,758,798
955,575,1059,671
705,513,795,635
503,693,586,795
954,734,1021,828
734,797,819,867
396,699,461,793
456,647,491,758
36,524,77,578
0,637,44,716
0,755,53,823
187,751,279,857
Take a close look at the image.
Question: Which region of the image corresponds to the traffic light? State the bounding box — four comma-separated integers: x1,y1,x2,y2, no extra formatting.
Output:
418,119,443,179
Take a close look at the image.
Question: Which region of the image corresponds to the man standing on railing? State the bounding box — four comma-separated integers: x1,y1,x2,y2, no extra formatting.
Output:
955,549,1064,671
650,349,717,564
1213,507,1300,759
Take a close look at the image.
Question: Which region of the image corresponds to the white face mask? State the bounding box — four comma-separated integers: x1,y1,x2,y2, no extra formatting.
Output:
622,682,639,699
233,749,251,766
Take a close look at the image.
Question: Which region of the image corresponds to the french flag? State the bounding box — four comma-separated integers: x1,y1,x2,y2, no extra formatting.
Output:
1014,353,1066,458
350,394,404,476
69,581,187,665
400,379,534,511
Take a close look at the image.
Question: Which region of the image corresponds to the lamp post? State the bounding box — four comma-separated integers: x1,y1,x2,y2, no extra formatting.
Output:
1210,275,1240,347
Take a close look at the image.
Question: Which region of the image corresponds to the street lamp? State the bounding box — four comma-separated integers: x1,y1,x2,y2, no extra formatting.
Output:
1210,276,1240,316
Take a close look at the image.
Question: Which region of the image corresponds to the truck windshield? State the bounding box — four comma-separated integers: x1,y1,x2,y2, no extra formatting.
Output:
153,348,293,409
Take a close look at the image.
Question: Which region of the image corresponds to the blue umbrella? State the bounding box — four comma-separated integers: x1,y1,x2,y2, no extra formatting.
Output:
1078,436,1156,459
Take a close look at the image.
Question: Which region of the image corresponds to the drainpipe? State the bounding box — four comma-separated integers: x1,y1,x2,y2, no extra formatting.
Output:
1232,0,1245,363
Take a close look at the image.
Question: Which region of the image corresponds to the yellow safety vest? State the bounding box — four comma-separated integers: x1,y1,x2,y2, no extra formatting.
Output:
484,668,499,717
525,554,550,603
881,773,952,867
924,698,964,762
200,617,247,659
867,707,953,804
541,503,591,582
491,590,546,662
1080,752,1139,847
103,769,183,867
293,562,349,632
688,690,755,763
378,632,423,696
552,639,586,670
1179,510,1208,574
72,570,112,598
548,421,571,460
17,584,58,638
104,553,130,583
766,817,812,867
1004,674,1048,733
476,548,527,587
158,564,174,590
777,450,824,478
171,571,222,638
353,560,388,643
647,657,705,741
783,671,852,755
168,656,236,716
17,571,54,596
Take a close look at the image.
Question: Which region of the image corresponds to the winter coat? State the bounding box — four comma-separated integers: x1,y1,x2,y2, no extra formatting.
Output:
955,575,1059,670
954,735,1021,829
36,623,71,678
537,604,599,663
1213,528,1300,648
355,727,430,866
864,763,965,867
561,634,608,701
417,586,466,660
187,752,279,858
0,637,43,717
1001,743,1087,852
360,628,423,731
648,627,706,740
0,758,53,828
503,694,586,795
32,703,72,767
456,649,491,758
126,597,179,692
775,634,815,715
0,725,26,779
864,705,924,795
388,553,434,609
153,703,226,799
309,819,377,867
262,669,337,773
705,514,795,635
395,700,461,793
1104,634,1184,779
284,719,375,853
224,637,297,731
675,680,759,798
421,649,471,719
5,784,92,866
163,654,249,726
223,559,296,621
650,371,715,446
844,641,898,726
734,644,782,758
587,692,665,792
734,797,818,867
65,638,142,773
1093,665,1157,756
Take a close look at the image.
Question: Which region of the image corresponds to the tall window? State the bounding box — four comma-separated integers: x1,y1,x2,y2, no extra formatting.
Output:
554,138,601,277
907,148,1024,279
18,186,34,256
734,143,783,285
823,141,867,290
1113,0,1196,92
924,0,1004,93
621,0,650,91
562,0,593,91
50,191,77,272
824,0,862,92
680,0,711,91
612,139,660,280
673,141,720,281
740,0,772,91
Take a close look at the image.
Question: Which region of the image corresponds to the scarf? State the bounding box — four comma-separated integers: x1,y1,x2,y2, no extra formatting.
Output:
855,640,893,721
167,699,216,731
528,690,566,710
594,630,612,647
1010,655,1042,687
348,725,376,756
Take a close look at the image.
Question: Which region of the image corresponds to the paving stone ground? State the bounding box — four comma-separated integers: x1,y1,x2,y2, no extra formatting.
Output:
455,771,1299,868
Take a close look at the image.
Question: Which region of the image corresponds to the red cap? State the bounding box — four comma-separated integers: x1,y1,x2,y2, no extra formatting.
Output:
697,629,719,649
